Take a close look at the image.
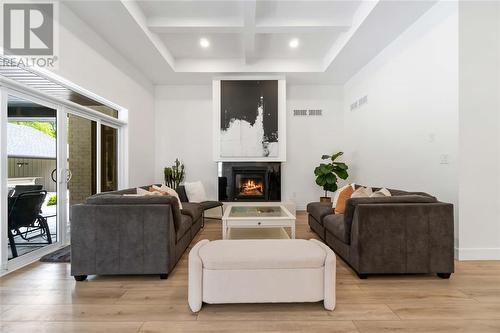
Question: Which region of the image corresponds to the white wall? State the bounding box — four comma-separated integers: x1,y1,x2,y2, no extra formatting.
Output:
284,86,344,209
155,85,216,197
154,84,344,208
51,3,156,187
458,1,500,260
343,1,459,239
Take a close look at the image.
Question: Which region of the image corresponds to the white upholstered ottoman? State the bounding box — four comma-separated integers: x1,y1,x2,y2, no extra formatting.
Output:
188,239,336,312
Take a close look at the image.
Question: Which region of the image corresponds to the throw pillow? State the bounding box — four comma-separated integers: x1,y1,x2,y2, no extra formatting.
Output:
184,181,207,203
136,187,161,196
333,183,356,207
151,185,183,209
370,188,392,197
335,185,355,214
351,186,373,198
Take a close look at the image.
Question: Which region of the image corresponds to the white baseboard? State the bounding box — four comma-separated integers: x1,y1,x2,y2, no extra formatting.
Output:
455,247,500,260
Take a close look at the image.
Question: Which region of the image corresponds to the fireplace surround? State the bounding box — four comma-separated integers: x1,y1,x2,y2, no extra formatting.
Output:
218,162,281,201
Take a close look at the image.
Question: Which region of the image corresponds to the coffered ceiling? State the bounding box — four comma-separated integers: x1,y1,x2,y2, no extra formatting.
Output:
63,0,437,84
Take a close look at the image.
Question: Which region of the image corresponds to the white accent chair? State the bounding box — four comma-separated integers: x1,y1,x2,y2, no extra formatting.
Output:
188,239,336,312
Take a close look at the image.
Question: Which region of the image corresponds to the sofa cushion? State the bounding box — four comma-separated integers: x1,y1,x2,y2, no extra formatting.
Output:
86,191,184,233
306,202,333,225
198,239,326,270
343,194,438,243
86,194,175,205
181,202,203,222
324,214,349,244
177,215,192,241
176,185,189,203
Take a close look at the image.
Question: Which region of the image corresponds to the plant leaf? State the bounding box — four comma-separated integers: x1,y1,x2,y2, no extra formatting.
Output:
325,183,338,193
333,168,348,180
321,154,331,160
333,162,348,170
330,151,343,161
315,175,327,186
326,173,337,184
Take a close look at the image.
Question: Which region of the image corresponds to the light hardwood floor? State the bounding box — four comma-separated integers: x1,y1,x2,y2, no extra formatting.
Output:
1,212,500,333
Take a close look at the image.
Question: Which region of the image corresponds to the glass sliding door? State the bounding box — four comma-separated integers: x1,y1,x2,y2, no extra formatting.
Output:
5,95,58,260
0,71,126,273
101,124,118,192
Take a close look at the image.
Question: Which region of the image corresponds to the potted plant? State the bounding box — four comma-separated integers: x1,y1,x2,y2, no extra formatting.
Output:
314,152,349,202
164,158,185,189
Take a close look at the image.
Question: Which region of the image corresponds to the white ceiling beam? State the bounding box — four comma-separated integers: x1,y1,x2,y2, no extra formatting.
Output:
147,17,244,33
175,58,322,73
242,0,257,64
322,0,379,70
255,20,351,34
120,0,176,70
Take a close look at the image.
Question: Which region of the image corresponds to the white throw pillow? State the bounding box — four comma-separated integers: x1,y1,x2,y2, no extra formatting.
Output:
184,181,207,203
136,187,161,196
332,183,356,206
370,188,391,197
153,184,183,209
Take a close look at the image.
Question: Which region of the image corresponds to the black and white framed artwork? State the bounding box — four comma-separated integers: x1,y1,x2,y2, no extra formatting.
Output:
213,77,286,161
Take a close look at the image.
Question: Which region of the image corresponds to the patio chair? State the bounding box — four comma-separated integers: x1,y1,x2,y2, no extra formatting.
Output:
12,185,43,196
8,190,50,258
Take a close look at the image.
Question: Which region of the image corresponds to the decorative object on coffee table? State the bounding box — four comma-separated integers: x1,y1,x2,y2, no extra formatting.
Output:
314,152,349,202
164,158,185,189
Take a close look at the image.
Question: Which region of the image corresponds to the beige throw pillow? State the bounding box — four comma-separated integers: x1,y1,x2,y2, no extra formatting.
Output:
152,184,183,209
351,186,373,198
370,188,391,197
136,187,161,196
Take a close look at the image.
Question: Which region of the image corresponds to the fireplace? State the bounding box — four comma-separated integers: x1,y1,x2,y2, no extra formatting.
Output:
218,162,281,201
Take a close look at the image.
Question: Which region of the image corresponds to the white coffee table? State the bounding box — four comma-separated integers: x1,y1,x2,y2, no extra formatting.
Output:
222,205,296,240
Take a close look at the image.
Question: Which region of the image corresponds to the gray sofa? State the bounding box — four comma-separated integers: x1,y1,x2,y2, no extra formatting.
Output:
307,187,454,279
71,185,203,281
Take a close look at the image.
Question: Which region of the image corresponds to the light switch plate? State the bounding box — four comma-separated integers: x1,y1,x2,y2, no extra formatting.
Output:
440,154,450,164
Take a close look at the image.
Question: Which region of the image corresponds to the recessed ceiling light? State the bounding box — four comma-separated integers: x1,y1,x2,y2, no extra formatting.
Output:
200,38,210,48
289,38,299,48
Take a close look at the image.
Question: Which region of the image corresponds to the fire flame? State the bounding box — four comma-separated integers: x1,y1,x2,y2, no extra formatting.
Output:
240,179,263,195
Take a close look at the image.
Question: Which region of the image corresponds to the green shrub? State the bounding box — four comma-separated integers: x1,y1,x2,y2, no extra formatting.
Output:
47,195,57,206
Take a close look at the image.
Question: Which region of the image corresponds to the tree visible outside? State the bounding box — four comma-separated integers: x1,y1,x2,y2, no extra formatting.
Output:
12,121,56,138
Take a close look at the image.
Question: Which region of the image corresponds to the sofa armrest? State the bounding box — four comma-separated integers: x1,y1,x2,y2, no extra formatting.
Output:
307,202,334,222
350,202,454,274
188,239,210,312
71,203,177,276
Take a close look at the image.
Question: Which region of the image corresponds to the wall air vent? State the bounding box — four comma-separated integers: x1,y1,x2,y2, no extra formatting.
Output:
293,109,308,116
293,109,323,116
308,109,322,116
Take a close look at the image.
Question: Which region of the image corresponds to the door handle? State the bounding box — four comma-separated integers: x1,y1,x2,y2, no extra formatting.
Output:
66,169,73,182
51,169,57,182
58,169,73,183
